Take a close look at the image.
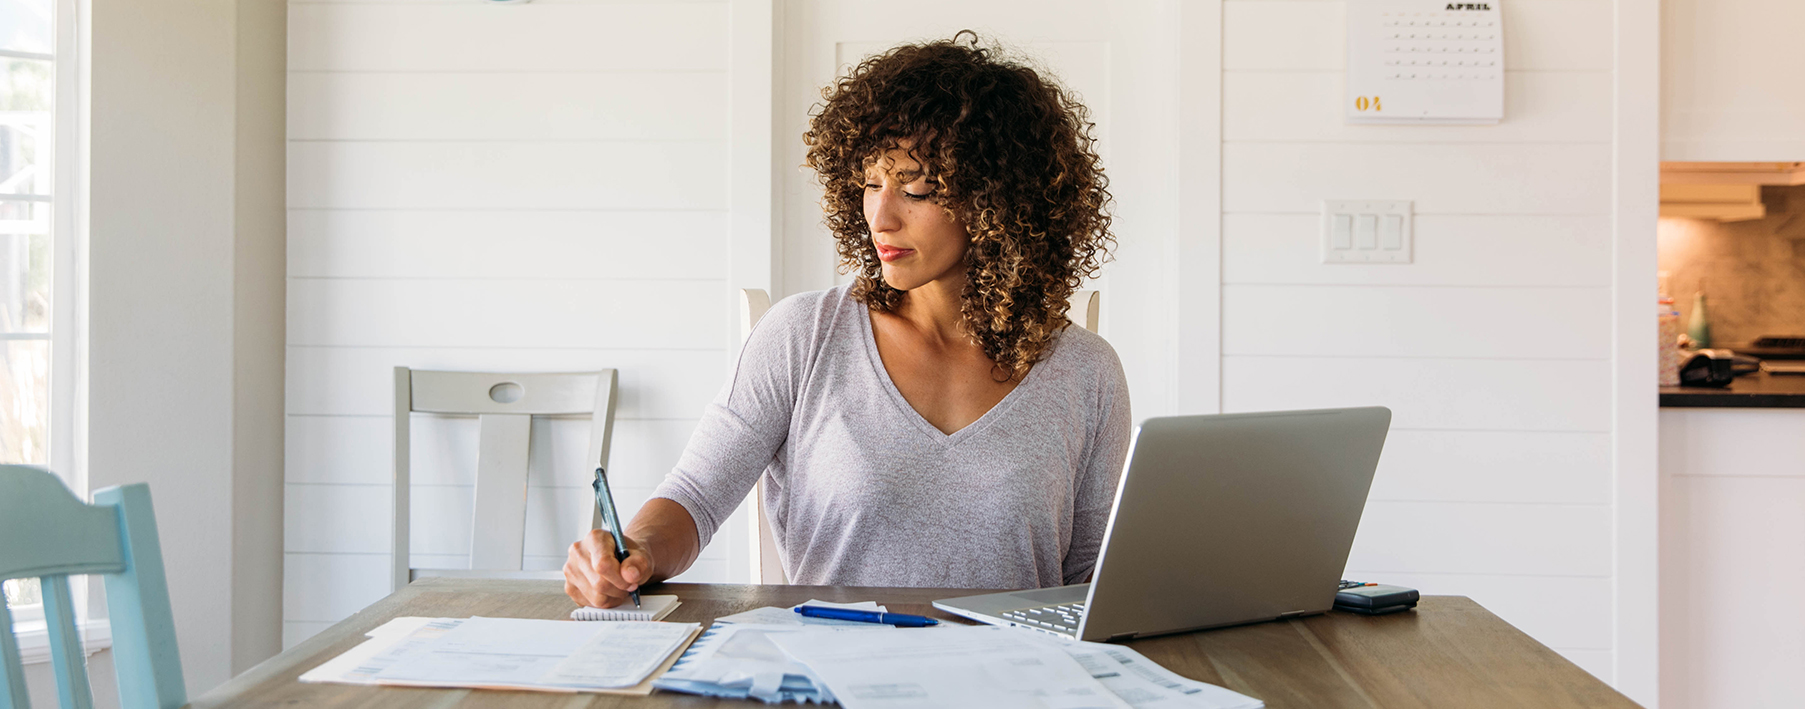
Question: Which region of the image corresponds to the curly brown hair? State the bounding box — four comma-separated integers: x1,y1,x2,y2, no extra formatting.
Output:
803,32,1114,381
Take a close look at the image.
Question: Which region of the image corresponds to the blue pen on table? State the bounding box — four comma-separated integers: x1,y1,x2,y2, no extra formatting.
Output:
591,467,640,608
794,605,939,627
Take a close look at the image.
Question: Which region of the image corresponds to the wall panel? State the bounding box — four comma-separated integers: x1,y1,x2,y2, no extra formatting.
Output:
1223,356,1612,432
289,210,728,279
285,346,725,419
1223,0,1612,72
1224,71,1612,144
288,72,729,141
1223,214,1611,287
287,141,727,210
1223,142,1612,215
1347,501,1611,577
1220,0,1626,683
286,279,726,348
283,0,741,650
1368,430,1612,505
1223,285,1610,359
286,416,697,488
288,3,728,72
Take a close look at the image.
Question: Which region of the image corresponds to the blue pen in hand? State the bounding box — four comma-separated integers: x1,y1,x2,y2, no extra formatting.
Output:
795,605,939,627
591,467,640,608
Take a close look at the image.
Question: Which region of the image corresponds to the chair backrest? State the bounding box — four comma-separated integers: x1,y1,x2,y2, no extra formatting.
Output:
0,466,185,709
737,291,786,585
733,288,1102,584
392,368,619,591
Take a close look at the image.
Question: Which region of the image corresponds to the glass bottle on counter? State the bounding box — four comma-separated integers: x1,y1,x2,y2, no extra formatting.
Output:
1660,296,1683,386
1658,273,1682,386
1688,280,1712,348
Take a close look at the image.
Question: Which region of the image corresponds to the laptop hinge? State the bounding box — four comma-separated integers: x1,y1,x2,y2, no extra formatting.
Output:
1105,632,1136,642
1277,610,1313,620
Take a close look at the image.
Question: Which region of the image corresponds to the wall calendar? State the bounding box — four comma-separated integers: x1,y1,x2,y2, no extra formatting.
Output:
1346,1,1505,125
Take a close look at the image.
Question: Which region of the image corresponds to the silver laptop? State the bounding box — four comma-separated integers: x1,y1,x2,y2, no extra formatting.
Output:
933,407,1391,642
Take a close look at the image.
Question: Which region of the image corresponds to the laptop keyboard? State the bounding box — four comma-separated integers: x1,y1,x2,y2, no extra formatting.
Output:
1003,582,1368,635
1001,602,1086,635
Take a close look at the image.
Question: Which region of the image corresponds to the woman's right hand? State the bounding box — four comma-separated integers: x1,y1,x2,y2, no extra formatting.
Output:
563,529,656,608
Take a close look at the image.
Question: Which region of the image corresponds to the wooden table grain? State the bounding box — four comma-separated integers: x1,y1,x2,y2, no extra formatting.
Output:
192,577,1641,708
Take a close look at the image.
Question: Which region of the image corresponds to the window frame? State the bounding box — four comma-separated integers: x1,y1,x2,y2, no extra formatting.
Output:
1,0,87,630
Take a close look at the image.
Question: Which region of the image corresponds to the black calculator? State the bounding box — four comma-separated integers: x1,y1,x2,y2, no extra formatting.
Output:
1334,580,1420,615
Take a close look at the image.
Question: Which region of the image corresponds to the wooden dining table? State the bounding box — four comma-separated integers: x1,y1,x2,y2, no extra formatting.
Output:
190,577,1641,708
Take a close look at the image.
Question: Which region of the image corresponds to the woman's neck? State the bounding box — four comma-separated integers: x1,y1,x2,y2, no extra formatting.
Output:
893,276,968,345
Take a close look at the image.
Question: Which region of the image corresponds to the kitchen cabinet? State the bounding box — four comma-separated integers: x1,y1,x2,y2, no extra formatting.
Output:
1658,407,1805,708
1662,0,1805,161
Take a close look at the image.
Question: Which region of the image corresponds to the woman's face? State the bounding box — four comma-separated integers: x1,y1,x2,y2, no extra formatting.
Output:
862,148,969,292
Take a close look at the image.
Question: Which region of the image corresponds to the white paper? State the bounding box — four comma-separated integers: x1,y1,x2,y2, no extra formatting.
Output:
300,617,463,685
1059,642,1263,709
799,599,885,612
770,626,1132,709
367,616,435,639
371,617,697,690
541,622,696,688
661,623,891,702
715,599,889,627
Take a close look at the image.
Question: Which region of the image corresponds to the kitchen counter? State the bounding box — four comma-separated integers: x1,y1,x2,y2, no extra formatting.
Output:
1660,371,1805,408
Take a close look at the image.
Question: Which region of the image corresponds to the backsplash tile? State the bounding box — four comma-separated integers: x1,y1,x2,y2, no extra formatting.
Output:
1657,184,1805,347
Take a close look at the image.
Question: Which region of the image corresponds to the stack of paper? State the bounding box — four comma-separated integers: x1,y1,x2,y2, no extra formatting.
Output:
654,602,1263,709
302,616,700,695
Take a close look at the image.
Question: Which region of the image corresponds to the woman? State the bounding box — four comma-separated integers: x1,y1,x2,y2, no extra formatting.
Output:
565,33,1128,608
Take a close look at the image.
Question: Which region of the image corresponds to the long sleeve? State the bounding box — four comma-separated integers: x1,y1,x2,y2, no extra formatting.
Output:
1061,350,1132,585
649,292,825,548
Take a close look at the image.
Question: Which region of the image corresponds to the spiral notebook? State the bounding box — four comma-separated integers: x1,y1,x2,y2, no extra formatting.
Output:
570,595,681,621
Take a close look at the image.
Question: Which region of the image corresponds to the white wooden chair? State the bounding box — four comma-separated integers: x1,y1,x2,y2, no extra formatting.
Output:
392,368,618,591
735,288,1099,584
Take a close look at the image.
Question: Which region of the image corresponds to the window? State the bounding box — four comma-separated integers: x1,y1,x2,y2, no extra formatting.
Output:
2,0,77,625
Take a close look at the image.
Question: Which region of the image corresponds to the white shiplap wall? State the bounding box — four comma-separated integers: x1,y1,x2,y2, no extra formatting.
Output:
1221,0,1618,681
282,0,741,648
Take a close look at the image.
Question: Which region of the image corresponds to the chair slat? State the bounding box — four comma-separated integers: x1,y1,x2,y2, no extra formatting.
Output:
740,290,789,585
0,594,30,709
94,485,186,709
393,367,413,592
410,371,600,416
42,576,91,709
469,414,532,571
0,469,123,581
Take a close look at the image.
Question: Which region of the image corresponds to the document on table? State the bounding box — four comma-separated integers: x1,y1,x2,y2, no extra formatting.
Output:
299,617,457,686
1059,642,1264,709
301,616,700,694
770,625,1132,709
375,617,697,690
656,623,891,703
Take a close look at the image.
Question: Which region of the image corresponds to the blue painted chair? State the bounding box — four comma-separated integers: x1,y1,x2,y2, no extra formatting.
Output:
0,465,185,709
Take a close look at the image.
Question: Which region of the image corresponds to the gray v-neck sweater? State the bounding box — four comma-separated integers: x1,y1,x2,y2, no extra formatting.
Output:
652,285,1132,589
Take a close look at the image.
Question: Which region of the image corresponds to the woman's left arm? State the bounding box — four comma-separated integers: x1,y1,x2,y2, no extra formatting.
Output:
1062,362,1134,585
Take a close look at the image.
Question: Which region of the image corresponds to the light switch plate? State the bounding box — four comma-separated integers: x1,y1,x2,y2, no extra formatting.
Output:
1322,200,1412,264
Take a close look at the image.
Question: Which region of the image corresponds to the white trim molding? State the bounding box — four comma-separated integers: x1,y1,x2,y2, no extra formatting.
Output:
1176,0,1223,416
13,618,112,665
1610,0,1662,704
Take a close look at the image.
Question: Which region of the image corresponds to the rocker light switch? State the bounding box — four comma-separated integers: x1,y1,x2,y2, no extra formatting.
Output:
1381,215,1404,249
1322,200,1413,264
1331,214,1353,249
1355,215,1378,249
